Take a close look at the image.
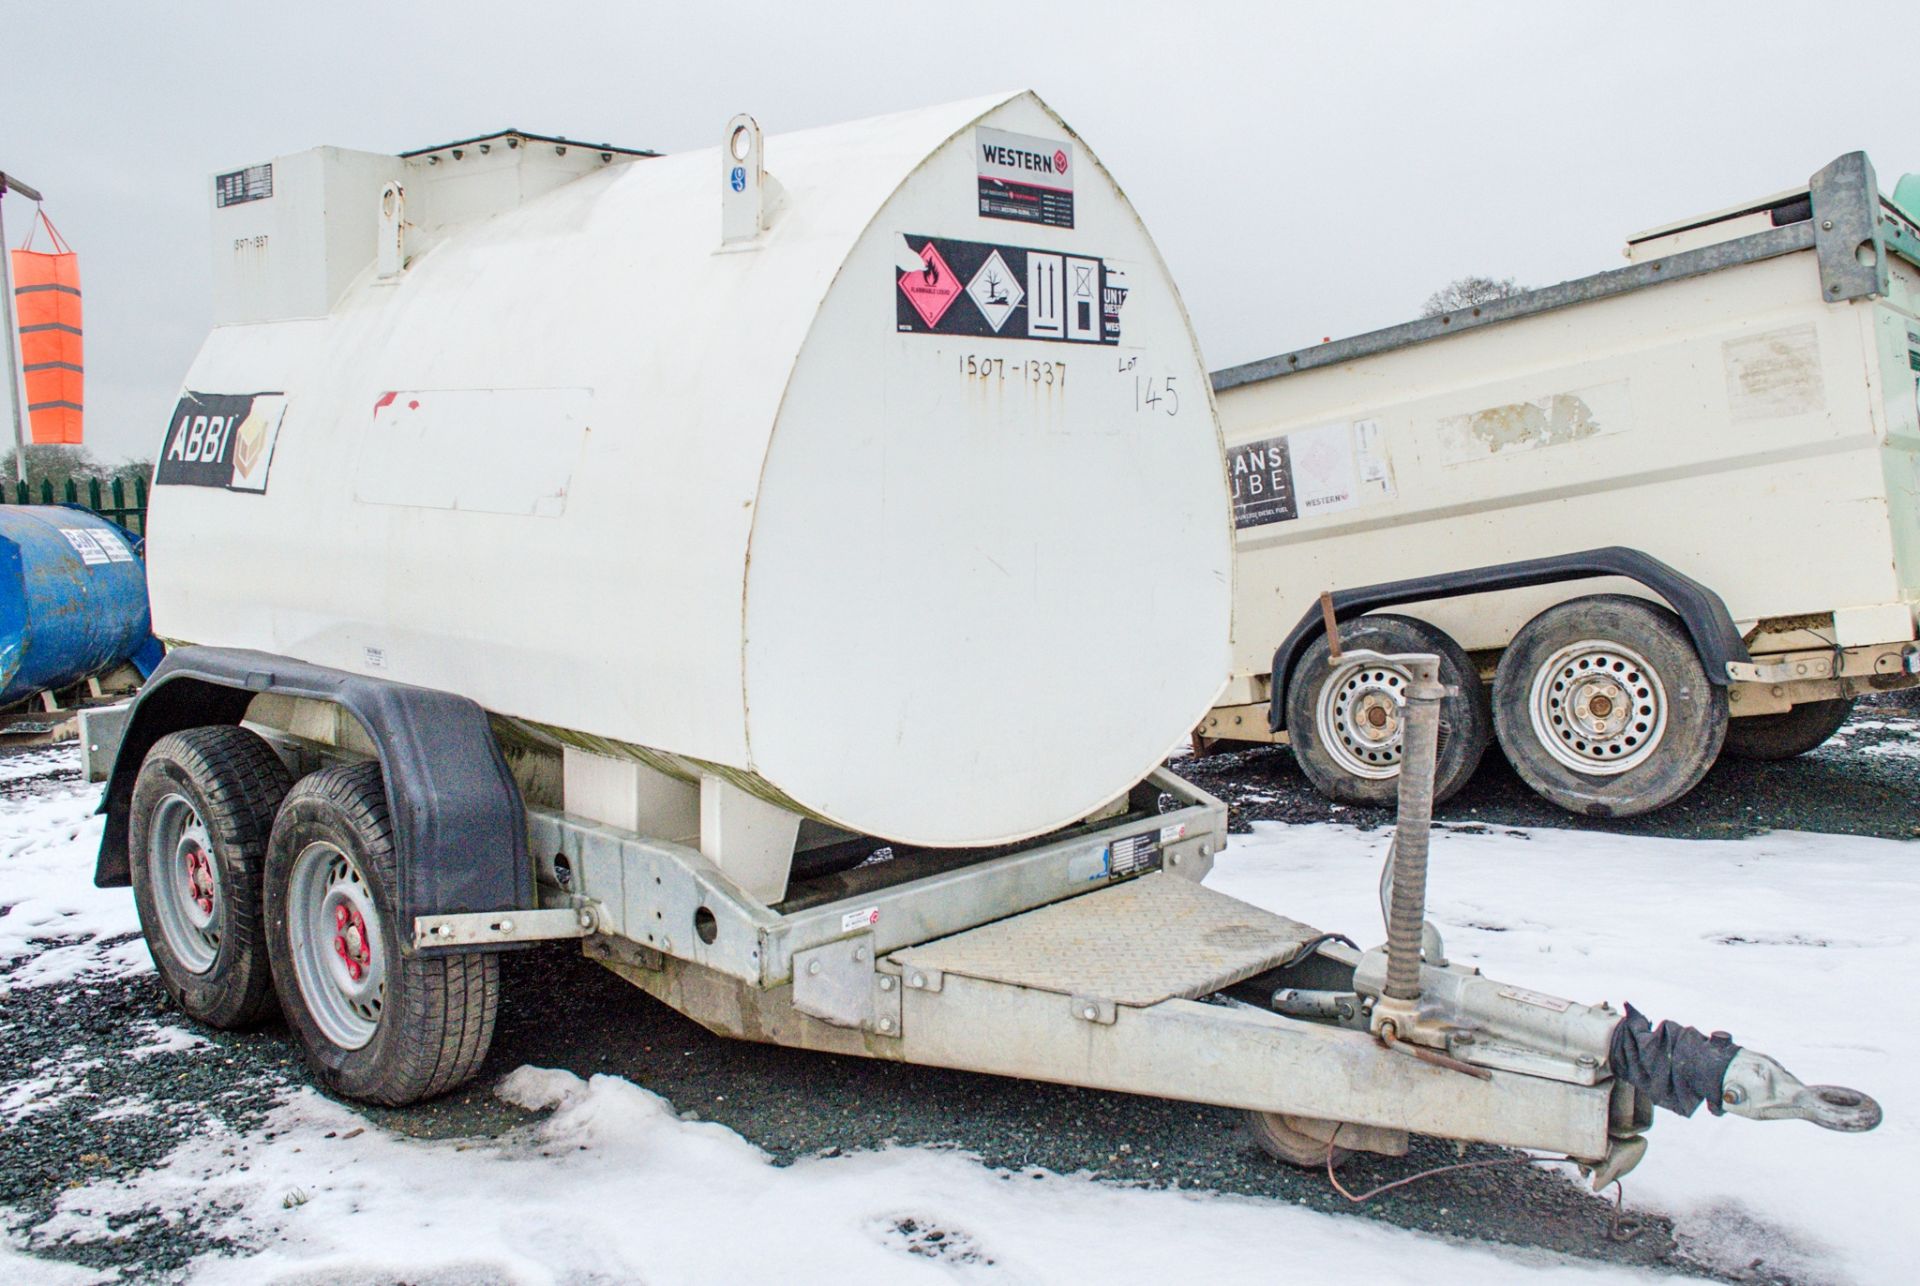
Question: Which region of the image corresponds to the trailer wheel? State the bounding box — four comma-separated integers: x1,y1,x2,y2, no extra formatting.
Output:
1493,595,1726,817
265,761,498,1106
1285,615,1490,806
1722,698,1854,761
128,727,292,1029
1246,1111,1352,1168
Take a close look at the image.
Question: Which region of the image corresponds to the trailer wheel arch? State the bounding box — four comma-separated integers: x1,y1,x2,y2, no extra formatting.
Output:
95,647,531,956
1265,547,1751,734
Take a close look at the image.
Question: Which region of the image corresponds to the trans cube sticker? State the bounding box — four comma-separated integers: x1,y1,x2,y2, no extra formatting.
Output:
155,391,287,494
976,126,1074,228
1231,421,1392,530
897,234,1123,345
1229,433,1298,528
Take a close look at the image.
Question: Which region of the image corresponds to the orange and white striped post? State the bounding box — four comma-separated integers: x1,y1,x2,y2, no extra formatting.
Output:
0,171,44,485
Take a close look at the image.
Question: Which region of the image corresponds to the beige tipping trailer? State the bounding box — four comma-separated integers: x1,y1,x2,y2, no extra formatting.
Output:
1206,152,1920,817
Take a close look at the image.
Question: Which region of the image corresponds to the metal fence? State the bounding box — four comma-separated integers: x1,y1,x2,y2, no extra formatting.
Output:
8,475,150,536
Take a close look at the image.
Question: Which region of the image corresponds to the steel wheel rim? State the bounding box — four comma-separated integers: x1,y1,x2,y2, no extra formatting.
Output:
287,840,386,1050
1528,639,1667,776
1317,660,1411,780
149,792,222,974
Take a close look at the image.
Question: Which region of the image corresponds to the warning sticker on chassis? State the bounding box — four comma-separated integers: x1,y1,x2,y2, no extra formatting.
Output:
897,233,1126,346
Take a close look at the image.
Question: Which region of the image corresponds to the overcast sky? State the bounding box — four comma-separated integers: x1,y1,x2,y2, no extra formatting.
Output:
2,0,1911,464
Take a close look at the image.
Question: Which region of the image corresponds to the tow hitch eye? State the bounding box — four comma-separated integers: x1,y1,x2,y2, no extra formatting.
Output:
1719,1050,1882,1132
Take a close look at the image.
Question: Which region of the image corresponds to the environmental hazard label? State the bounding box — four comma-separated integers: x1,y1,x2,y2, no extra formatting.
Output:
897,234,1122,346
976,126,1074,229
965,249,1024,333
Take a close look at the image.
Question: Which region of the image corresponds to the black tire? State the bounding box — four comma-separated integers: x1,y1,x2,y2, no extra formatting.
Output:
1492,595,1727,818
1285,615,1492,806
1246,1111,1352,1168
128,726,292,1029
264,761,498,1106
1722,698,1854,761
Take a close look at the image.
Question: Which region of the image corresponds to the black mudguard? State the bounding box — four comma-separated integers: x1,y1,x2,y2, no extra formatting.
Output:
95,646,531,953
1267,547,1752,732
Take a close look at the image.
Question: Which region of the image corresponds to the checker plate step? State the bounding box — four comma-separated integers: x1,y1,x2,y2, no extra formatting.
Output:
891,873,1320,1007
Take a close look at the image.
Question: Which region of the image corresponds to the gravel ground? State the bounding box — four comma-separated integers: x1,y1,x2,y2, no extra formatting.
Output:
1179,691,1920,841
6,699,1916,1282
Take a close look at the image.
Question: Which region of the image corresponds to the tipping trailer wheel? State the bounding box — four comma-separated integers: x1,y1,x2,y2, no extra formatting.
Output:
1246,1111,1353,1168
1493,595,1727,818
128,727,292,1029
1722,697,1854,761
1285,615,1490,806
264,761,498,1106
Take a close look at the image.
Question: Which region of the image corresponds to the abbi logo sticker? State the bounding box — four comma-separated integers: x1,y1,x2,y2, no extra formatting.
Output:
155,392,288,494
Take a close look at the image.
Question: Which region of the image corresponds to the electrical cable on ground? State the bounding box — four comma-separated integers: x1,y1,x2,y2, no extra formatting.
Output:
1324,1143,1642,1242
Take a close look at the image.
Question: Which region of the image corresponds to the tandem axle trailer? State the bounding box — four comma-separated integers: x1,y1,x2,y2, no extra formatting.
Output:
89,645,1880,1194
1206,151,1920,819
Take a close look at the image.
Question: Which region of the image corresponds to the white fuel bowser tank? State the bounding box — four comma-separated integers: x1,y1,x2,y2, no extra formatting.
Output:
147,92,1231,847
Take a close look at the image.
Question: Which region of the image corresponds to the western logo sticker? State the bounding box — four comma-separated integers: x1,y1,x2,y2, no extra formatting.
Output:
976,126,1074,228
155,391,287,493
897,235,1123,346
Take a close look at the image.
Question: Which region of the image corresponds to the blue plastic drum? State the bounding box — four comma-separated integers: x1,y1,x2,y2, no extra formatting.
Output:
0,505,162,707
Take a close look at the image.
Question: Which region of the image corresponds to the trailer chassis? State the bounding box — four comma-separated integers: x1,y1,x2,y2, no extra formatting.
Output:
412,655,1879,1184
92,646,1881,1190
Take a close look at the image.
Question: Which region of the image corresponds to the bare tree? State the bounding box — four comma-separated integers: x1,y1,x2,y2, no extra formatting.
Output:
1,443,106,492
110,457,155,491
1420,275,1528,318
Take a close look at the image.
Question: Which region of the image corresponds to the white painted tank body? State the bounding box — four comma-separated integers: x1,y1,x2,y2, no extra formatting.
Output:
148,92,1232,847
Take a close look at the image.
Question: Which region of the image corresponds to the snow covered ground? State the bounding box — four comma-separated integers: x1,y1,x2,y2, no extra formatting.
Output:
0,746,1909,1284
1213,823,1913,1286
